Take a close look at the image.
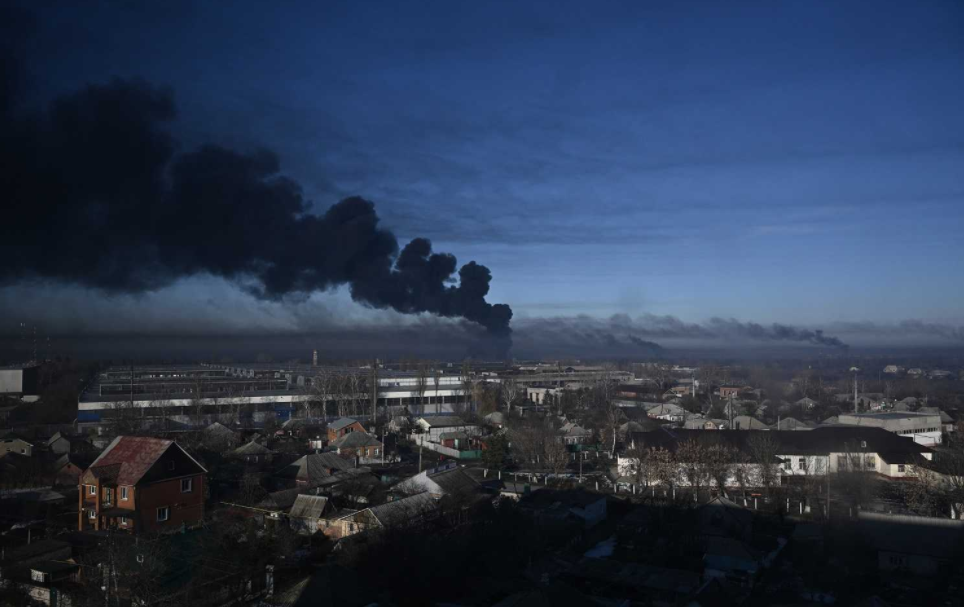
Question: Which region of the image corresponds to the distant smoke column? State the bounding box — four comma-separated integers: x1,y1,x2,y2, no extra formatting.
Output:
312,349,318,367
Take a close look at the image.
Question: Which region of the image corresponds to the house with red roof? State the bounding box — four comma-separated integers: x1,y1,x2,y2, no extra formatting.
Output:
78,436,207,534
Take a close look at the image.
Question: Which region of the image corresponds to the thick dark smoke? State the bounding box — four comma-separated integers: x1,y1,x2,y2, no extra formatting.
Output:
703,318,848,348
0,59,512,341
517,314,848,351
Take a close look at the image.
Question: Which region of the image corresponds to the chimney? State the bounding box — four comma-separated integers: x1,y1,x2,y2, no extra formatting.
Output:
312,349,318,367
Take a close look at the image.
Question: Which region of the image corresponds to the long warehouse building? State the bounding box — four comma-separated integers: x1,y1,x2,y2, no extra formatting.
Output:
78,363,472,432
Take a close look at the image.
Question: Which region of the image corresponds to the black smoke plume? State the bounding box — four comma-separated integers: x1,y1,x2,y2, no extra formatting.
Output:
517,314,848,351
0,71,512,340
703,318,848,348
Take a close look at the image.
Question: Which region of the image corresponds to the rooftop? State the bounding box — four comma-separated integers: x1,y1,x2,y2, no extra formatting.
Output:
85,436,206,486
840,412,940,420
289,494,330,519
328,417,359,431
418,415,470,428
330,431,381,449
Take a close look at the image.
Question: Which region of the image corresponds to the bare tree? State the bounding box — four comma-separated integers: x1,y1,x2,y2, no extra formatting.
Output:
432,367,442,415
831,440,876,510
306,368,329,420
348,371,362,418
415,364,429,416
677,438,710,495
500,378,518,413
705,441,736,497
623,440,652,489
543,435,570,479
603,400,623,458
652,363,673,392
648,446,676,493
732,448,756,502
747,432,781,499
460,360,473,412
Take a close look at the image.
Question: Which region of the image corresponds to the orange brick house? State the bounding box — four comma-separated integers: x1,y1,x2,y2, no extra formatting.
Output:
78,436,207,534
326,418,367,443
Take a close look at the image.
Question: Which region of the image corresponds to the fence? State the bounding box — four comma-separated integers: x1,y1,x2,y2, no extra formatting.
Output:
410,434,481,459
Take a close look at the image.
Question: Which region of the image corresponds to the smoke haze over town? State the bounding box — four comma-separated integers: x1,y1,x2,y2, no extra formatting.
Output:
2,0,963,360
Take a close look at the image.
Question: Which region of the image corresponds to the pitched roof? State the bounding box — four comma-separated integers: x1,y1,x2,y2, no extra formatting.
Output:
438,431,470,440
55,451,95,470
775,417,814,430
429,466,480,496
328,417,360,431
233,440,274,456
330,432,381,449
418,416,470,428
730,415,770,430
397,464,481,498
204,422,237,436
289,494,330,519
276,452,353,484
628,426,934,459
368,492,438,527
256,487,305,511
560,423,592,437
85,436,206,486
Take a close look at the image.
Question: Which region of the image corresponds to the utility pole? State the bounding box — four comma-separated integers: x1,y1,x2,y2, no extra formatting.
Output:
850,367,860,413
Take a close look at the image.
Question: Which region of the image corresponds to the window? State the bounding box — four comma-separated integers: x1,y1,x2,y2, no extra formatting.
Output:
88,508,96,519
783,460,791,471
898,464,906,473
157,506,170,522
798,458,806,470
120,517,127,526
865,456,876,470
88,485,96,496
167,461,175,471
181,478,193,493
121,487,128,501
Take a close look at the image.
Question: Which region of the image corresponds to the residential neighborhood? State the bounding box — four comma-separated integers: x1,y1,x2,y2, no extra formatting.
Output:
1,357,964,605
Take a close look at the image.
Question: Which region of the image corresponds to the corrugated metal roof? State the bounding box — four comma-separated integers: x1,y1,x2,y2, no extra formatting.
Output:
328,417,359,431
84,436,205,486
275,453,353,484
289,495,329,519
418,416,469,428
369,492,438,527
331,432,381,449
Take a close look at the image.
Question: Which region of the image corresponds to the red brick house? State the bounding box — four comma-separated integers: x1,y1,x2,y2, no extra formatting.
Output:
330,431,383,459
326,418,367,443
78,436,207,534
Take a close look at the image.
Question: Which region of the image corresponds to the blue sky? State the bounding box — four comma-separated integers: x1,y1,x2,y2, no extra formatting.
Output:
6,0,964,352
